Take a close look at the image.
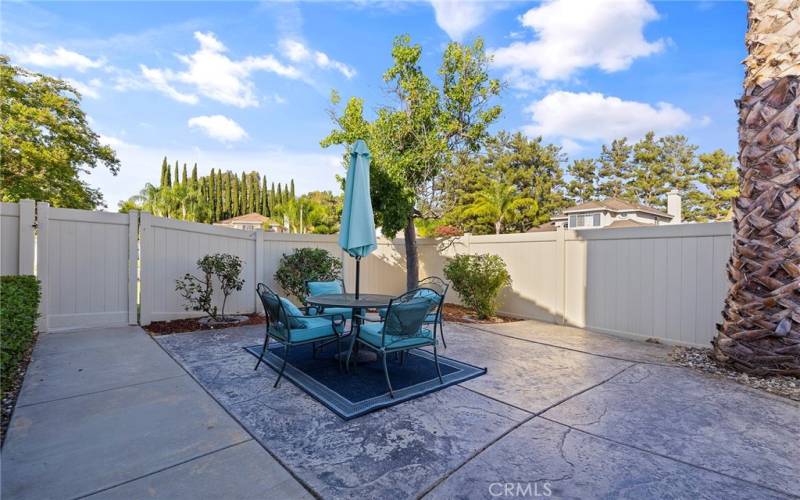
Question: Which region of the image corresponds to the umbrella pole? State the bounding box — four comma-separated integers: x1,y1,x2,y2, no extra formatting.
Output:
355,256,361,299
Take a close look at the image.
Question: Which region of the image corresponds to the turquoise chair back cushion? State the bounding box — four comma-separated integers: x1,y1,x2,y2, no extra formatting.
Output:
384,297,434,338
279,297,306,329
308,280,344,296
414,288,441,302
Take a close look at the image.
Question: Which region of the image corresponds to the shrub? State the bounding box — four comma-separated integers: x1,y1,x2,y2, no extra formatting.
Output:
275,247,343,302
1,276,41,395
176,253,244,321
444,253,511,319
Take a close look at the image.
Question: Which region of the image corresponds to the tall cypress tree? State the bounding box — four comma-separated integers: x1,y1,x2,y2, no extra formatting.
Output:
261,176,269,216
224,172,231,217
232,175,240,216
277,182,283,205
182,163,188,185
290,179,295,199
173,161,180,187
160,157,169,187
209,168,217,222
239,172,247,214
191,163,198,185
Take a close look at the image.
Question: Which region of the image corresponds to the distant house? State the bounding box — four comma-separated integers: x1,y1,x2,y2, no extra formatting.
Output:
215,212,284,232
530,192,682,232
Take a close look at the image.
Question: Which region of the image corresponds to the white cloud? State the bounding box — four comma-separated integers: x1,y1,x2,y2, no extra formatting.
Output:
492,0,664,83
523,91,693,143
10,44,105,72
279,39,356,79
188,115,248,143
430,0,492,41
66,78,103,99
140,31,301,107
139,66,199,104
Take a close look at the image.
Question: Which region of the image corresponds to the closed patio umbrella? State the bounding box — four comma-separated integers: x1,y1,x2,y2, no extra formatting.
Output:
339,140,377,298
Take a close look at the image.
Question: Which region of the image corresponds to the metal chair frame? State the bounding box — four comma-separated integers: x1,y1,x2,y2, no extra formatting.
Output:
348,287,443,398
255,283,345,388
417,276,449,348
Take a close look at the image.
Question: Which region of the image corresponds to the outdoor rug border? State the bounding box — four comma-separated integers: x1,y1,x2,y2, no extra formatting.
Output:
244,343,487,420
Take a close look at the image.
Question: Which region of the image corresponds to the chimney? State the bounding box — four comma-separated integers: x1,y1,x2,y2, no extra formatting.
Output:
667,190,682,224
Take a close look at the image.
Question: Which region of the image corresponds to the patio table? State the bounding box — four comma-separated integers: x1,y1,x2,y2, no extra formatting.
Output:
306,293,395,366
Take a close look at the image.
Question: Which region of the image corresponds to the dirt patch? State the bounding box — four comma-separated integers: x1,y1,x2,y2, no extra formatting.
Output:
1,330,39,446
670,346,800,402
145,313,265,336
441,303,521,324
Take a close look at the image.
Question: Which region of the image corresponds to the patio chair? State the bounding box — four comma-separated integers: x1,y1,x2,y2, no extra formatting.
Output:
305,278,353,320
378,276,449,348
418,276,449,348
349,288,443,398
255,283,345,388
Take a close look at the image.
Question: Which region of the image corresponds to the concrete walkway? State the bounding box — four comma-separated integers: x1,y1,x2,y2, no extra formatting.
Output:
1,326,311,500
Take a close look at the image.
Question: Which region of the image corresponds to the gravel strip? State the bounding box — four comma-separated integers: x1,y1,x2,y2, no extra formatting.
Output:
670,346,800,402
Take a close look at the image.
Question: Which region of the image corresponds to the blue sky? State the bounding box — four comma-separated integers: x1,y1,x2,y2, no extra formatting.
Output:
2,0,746,210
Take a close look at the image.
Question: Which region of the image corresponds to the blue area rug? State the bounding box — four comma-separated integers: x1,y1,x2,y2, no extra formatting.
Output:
244,341,486,419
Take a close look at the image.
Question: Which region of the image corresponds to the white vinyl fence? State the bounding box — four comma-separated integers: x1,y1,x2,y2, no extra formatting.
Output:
0,201,732,346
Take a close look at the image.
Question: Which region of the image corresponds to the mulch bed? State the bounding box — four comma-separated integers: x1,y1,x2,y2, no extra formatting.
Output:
670,346,800,402
441,303,521,324
144,313,266,336
1,330,39,446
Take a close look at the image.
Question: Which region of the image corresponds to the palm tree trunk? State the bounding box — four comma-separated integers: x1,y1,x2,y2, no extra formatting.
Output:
495,221,502,235
714,0,800,375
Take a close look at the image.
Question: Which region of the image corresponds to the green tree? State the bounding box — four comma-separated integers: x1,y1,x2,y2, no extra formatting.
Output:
445,132,567,233
173,161,180,187
323,35,501,289
1,56,119,208
597,138,633,199
160,157,170,188
466,179,531,234
181,163,188,185
567,159,597,203
685,150,739,221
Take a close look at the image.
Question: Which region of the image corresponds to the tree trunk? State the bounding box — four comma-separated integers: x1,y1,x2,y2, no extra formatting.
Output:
713,0,800,376
495,221,502,234
404,216,419,291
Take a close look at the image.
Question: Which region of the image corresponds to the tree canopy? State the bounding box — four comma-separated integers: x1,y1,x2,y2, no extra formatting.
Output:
1,56,119,208
322,35,501,288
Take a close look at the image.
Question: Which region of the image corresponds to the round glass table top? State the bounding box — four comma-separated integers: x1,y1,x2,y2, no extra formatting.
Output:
305,293,394,308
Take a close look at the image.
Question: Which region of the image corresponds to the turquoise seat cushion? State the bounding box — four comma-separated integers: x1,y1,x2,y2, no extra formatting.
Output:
308,281,343,296
279,298,306,329
289,317,342,343
358,322,434,350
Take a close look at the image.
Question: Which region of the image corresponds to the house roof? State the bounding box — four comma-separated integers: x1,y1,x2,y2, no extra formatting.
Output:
607,219,650,228
555,198,672,219
218,212,272,224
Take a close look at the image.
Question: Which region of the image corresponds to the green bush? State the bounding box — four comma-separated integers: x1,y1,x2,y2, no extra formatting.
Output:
275,248,343,302
1,276,41,394
444,253,511,319
175,253,244,321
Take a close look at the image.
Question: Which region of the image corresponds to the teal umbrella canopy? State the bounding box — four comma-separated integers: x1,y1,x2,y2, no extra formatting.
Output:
339,140,377,259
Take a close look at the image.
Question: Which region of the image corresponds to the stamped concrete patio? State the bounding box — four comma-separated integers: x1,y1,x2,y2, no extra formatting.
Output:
3,320,799,499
